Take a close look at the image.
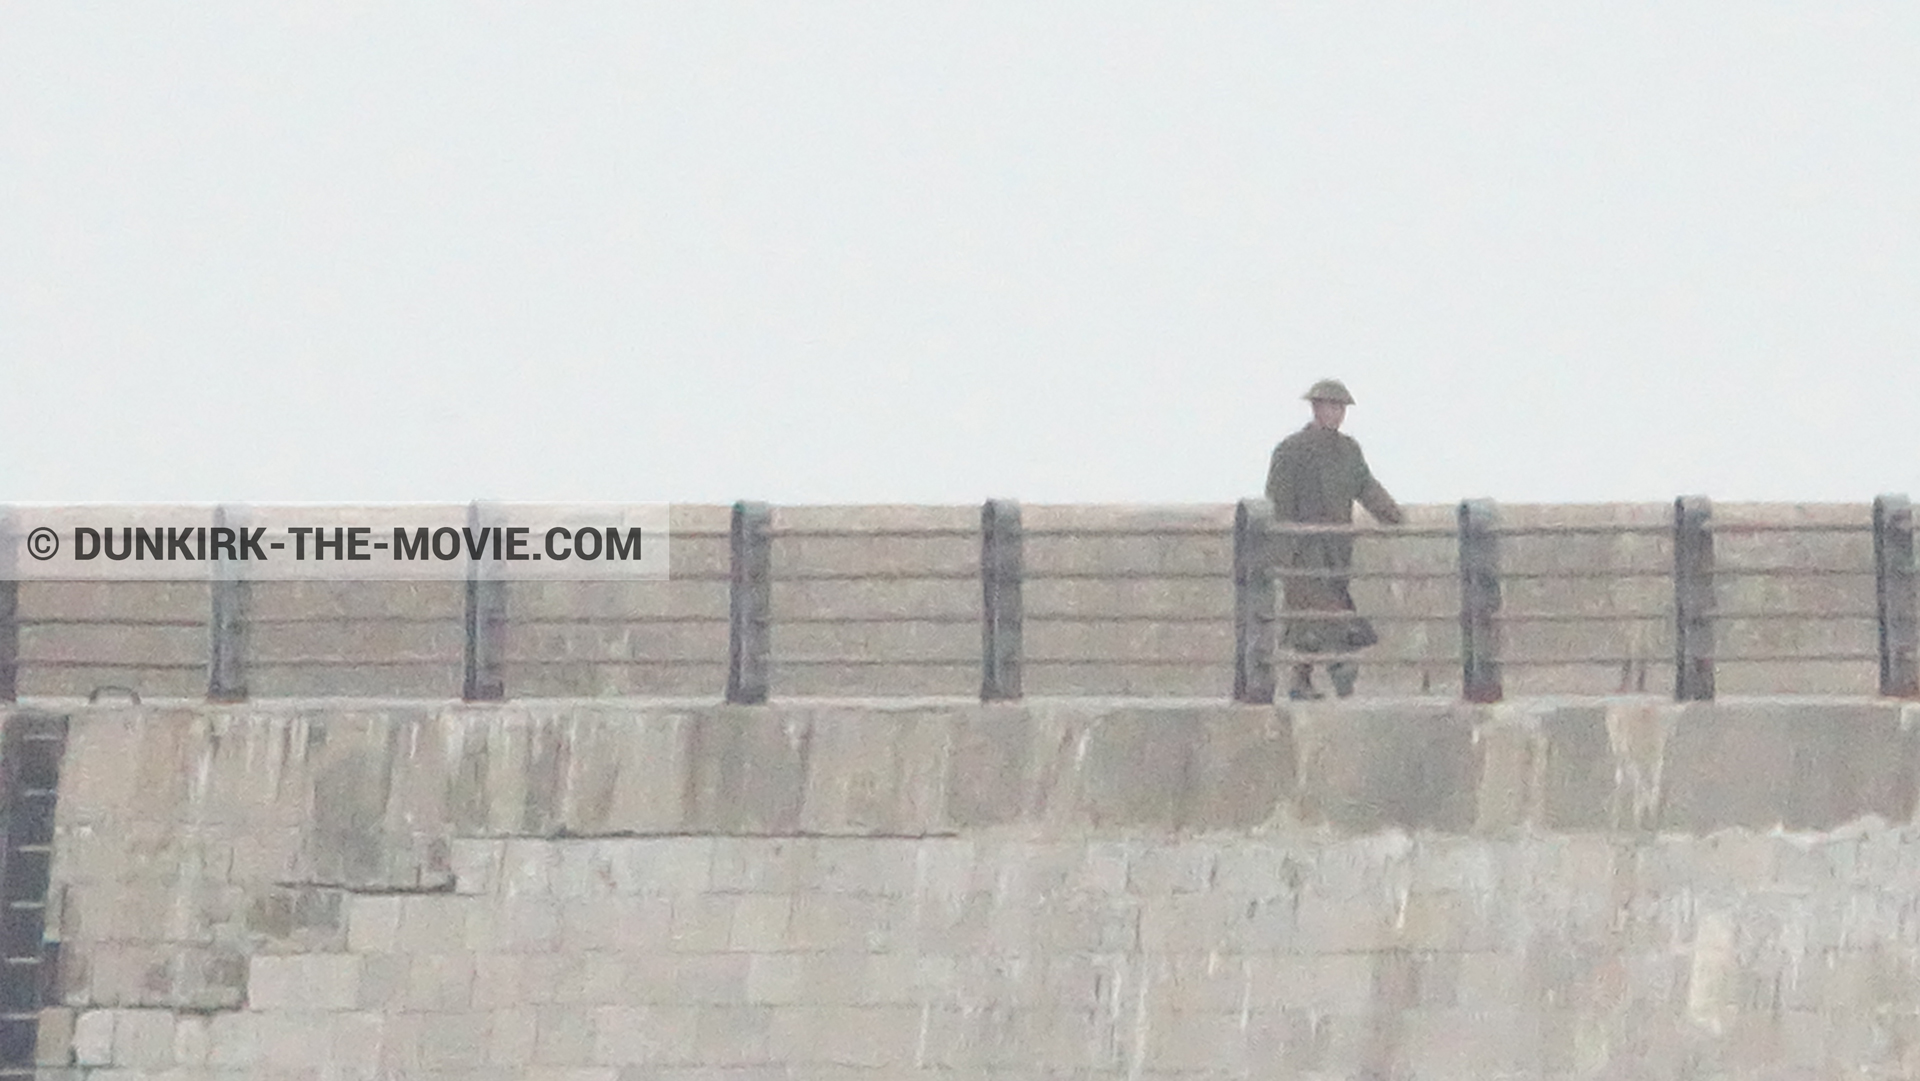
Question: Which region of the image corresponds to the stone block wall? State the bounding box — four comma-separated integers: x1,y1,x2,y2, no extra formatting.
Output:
14,696,1920,1079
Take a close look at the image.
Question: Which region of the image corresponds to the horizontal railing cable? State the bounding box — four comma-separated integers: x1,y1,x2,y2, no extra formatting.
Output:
0,495,1908,705
768,526,980,539
15,617,209,628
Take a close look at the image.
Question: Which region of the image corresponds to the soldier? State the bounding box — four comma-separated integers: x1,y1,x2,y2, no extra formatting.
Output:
1264,378,1404,700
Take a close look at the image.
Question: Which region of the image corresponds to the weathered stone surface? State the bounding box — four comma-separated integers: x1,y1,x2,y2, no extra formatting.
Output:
797,708,950,835
1071,705,1293,830
1539,704,1618,830
547,707,692,835
30,699,1920,1079
1471,705,1542,832
943,706,1030,828
1188,708,1296,830
295,709,452,890
1657,702,1920,831
682,707,812,834
1292,702,1478,832
1073,706,1201,829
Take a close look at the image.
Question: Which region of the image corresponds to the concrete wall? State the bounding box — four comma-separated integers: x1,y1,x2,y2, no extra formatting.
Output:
20,696,1920,1079
10,501,1898,701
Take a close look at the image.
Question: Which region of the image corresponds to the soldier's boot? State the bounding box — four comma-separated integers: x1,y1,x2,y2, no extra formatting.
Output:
1329,661,1358,699
1287,664,1323,701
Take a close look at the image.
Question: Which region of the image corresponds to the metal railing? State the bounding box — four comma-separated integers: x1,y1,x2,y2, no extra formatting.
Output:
0,496,1912,704
1234,495,1914,702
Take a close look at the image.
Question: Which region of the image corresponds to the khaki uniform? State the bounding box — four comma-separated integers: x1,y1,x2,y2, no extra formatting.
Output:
1264,424,1403,654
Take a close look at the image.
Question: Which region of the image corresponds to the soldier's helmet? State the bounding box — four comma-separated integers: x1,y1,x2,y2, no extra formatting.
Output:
1302,378,1355,405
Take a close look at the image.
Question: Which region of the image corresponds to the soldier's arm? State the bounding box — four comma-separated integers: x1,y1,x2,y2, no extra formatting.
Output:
1265,442,1296,512
1355,452,1404,525
1264,442,1300,562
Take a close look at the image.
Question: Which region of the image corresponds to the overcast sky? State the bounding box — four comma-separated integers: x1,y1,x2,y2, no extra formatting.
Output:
3,5,1916,507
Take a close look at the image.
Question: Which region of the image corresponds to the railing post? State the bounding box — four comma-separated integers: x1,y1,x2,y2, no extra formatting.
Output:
1674,495,1715,701
727,501,772,705
980,499,1023,701
1233,498,1277,705
0,510,15,703
462,502,507,702
1874,493,1918,698
0,578,13,704
207,505,250,703
1458,499,1503,703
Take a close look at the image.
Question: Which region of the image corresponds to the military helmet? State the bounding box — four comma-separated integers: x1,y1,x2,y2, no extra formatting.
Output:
1303,378,1355,405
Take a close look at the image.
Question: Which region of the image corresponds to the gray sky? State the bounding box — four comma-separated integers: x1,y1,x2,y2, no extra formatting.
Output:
4,5,1916,506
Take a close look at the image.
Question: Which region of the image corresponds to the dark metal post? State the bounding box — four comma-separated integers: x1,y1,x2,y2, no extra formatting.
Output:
0,581,13,705
462,502,507,702
1458,499,1503,703
207,505,250,702
727,501,772,705
1233,498,1277,705
1674,495,1715,701
1874,493,1918,698
980,499,1023,701
0,512,15,703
